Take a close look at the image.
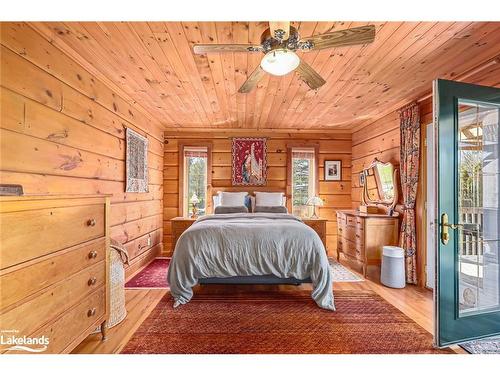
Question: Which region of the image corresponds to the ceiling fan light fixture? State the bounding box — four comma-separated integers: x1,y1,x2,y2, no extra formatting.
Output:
260,49,300,76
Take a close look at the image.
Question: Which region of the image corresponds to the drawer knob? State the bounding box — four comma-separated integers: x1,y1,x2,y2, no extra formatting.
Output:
87,219,96,227
88,277,97,286
88,250,98,259
87,308,96,317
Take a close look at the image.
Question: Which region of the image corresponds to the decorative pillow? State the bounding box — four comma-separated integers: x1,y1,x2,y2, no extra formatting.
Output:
220,191,248,206
250,195,286,212
255,192,284,206
254,205,288,214
214,205,248,214
214,193,252,211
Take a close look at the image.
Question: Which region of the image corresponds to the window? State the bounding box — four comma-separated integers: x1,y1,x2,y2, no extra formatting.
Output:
183,147,208,217
291,148,317,217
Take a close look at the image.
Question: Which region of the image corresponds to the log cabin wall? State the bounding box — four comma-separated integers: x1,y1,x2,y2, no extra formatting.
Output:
0,23,165,278
350,60,500,287
163,132,353,257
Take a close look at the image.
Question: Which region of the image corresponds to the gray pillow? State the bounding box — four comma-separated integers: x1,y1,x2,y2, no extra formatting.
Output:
214,205,248,214
254,205,288,214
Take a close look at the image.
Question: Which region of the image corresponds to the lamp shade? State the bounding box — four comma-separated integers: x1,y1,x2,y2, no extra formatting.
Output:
306,196,324,206
190,193,200,205
260,49,300,76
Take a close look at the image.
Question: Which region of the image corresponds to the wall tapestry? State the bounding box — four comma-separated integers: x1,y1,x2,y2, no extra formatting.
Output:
231,138,267,186
126,128,149,193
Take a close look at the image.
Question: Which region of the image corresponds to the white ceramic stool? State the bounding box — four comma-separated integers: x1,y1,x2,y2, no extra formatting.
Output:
381,246,406,288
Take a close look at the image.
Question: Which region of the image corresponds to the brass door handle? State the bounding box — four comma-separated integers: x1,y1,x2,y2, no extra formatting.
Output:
440,213,463,245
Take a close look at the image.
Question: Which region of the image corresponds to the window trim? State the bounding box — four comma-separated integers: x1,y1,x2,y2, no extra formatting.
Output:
286,143,319,214
178,141,213,217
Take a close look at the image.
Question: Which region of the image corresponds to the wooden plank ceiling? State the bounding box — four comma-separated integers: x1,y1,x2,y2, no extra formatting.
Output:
28,21,500,131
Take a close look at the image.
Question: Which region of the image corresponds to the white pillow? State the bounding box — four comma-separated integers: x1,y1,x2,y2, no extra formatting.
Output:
255,192,284,207
213,194,221,208
220,192,248,206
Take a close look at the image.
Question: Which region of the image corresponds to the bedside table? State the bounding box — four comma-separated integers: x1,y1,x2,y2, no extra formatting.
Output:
302,218,327,250
171,217,197,251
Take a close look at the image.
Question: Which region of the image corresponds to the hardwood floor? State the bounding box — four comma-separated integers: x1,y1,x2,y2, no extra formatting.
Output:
73,258,465,354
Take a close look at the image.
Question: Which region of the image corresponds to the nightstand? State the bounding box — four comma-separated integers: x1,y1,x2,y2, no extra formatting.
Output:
302,218,327,250
171,217,197,251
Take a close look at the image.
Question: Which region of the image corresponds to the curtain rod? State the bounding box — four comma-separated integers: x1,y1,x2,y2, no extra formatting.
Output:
417,55,500,103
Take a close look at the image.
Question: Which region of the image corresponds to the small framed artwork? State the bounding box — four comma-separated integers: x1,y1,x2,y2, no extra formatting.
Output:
324,160,342,181
231,137,267,186
126,128,149,193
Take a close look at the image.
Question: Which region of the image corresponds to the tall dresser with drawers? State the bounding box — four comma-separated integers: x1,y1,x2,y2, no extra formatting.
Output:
336,210,399,278
0,195,110,354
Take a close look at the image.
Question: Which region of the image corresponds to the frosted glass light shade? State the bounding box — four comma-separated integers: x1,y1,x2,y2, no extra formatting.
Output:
306,196,324,206
190,193,200,205
260,49,300,76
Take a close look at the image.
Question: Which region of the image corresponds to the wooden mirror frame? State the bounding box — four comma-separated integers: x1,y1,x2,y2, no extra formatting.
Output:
360,158,399,215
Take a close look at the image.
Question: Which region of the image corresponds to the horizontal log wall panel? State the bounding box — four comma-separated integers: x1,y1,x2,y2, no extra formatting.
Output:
0,26,164,265
0,23,164,141
163,132,352,256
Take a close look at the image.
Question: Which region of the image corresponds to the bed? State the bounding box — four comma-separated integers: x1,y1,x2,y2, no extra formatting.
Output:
167,213,335,310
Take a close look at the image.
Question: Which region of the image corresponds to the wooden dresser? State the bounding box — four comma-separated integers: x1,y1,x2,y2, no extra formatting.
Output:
336,210,399,278
0,195,110,354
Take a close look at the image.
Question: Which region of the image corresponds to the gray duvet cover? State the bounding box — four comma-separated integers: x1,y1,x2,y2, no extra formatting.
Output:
167,213,335,310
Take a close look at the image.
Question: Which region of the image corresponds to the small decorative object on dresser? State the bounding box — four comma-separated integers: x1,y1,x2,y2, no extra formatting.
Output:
324,160,342,181
0,195,110,353
171,217,197,252
302,218,327,250
126,128,148,193
0,184,23,196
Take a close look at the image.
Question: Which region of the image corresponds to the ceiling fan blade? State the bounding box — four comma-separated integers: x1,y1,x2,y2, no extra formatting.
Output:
193,44,263,54
269,21,290,41
299,25,375,50
238,65,267,93
295,60,326,90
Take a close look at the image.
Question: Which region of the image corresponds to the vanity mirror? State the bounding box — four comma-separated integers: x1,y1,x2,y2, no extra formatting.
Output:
360,158,399,215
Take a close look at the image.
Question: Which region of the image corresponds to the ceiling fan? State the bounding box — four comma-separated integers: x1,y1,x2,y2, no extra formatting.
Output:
193,22,375,93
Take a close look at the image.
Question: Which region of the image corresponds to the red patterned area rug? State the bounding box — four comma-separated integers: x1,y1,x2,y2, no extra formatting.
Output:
121,290,453,354
125,258,170,289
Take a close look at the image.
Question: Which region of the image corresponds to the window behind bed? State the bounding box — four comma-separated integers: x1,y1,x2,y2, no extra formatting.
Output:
291,148,316,217
183,147,208,217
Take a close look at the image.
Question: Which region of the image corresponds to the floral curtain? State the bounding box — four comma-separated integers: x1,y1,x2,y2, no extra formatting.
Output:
398,102,420,284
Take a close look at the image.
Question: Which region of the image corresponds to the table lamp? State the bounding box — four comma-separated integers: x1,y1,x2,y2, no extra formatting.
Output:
190,193,200,218
306,196,324,219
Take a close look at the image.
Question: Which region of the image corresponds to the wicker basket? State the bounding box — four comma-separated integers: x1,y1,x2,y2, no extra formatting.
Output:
94,243,128,333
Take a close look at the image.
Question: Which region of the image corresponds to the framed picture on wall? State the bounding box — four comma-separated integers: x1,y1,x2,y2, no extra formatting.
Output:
324,160,342,181
231,137,267,186
126,128,149,193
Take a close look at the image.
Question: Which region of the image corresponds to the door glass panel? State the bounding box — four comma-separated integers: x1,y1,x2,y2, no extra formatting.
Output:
457,101,500,317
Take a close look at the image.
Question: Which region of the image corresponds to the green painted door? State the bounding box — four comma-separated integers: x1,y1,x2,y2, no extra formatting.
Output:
435,79,500,347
